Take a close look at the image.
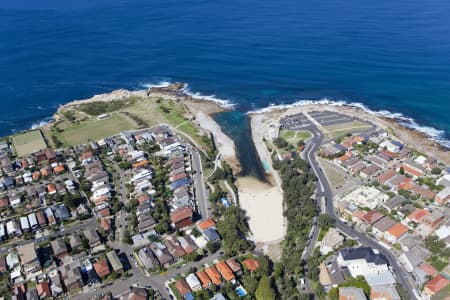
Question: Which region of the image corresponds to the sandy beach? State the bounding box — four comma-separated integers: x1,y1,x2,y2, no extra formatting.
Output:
237,177,285,244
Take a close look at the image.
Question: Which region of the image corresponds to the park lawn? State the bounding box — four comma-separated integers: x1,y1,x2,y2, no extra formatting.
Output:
12,129,47,156
53,97,213,152
280,129,312,145
57,113,137,146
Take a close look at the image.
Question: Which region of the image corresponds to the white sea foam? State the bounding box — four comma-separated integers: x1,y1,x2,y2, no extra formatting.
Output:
248,98,450,149
30,117,52,130
140,80,172,89
181,83,236,108
139,80,235,108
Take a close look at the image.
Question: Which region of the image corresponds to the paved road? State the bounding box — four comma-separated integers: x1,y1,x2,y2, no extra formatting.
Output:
74,250,223,300
302,126,418,299
191,148,209,220
112,163,128,242
0,218,98,256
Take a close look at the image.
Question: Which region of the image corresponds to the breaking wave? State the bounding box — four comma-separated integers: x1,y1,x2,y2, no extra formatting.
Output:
139,80,235,108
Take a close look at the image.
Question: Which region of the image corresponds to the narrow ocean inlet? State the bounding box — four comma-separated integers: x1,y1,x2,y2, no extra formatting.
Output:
213,111,267,180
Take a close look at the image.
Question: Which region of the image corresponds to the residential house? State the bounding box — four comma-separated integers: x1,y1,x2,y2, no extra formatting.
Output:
17,243,40,274
36,281,51,299
175,279,192,300
384,223,409,243
405,208,429,224
93,259,111,279
164,237,186,260
138,247,159,270
195,270,212,289
178,236,198,254
424,274,450,297
370,285,400,300
382,196,405,213
372,217,397,238
215,261,234,282
149,243,173,267
106,251,124,274
50,238,68,260
422,210,444,229
205,266,222,286
362,211,384,226
185,273,202,292
399,246,431,272
84,228,101,248
397,234,421,252
226,258,242,276
435,187,450,206
63,266,83,292
401,160,424,178
339,287,367,300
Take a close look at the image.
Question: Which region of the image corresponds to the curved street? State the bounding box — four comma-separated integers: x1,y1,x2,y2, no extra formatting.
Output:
302,124,418,299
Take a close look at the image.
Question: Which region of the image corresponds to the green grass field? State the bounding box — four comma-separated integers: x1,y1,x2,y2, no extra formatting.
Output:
280,129,312,144
52,97,212,152
57,113,136,146
12,130,47,157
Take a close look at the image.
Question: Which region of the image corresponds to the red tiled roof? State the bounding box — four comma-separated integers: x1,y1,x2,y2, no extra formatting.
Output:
215,261,234,281
170,207,193,224
53,165,65,174
100,218,111,231
243,258,259,271
196,270,212,288
386,223,409,239
0,198,9,208
205,266,222,286
378,169,397,184
425,274,450,295
175,279,191,296
362,210,384,225
198,218,216,231
419,263,438,277
93,259,111,278
98,208,110,217
36,281,51,298
132,160,149,169
407,209,429,223
137,193,150,205
226,258,241,273
47,183,56,193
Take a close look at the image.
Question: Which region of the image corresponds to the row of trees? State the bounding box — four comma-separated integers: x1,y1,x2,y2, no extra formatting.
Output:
271,156,318,299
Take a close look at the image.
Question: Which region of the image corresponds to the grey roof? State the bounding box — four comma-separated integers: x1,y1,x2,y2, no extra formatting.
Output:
372,217,397,232
203,228,220,242
398,234,421,250
50,238,68,256
339,247,388,265
383,196,406,210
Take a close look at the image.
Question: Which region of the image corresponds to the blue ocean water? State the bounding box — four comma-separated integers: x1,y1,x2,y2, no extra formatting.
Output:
1,0,450,147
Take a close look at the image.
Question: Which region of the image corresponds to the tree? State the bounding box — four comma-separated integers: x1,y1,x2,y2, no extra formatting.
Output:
273,138,288,149
206,241,220,254
81,236,90,249
122,229,132,245
255,276,275,300
431,167,442,175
